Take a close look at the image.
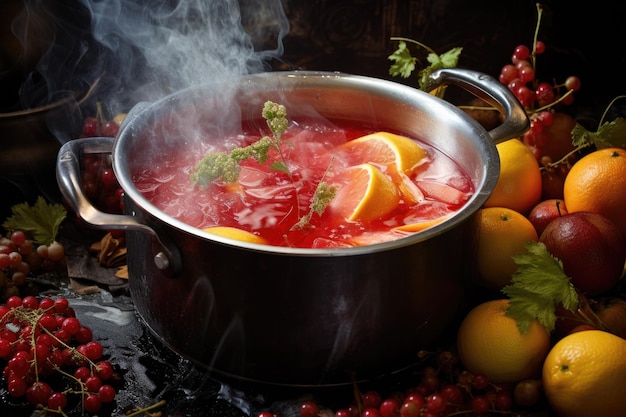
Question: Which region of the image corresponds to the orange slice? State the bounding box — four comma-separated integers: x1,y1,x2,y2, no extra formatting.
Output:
203,226,268,244
330,163,400,222
337,132,427,173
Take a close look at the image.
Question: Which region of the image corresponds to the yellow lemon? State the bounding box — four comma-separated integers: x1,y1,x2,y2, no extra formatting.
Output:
542,330,626,417
457,299,550,384
485,138,542,214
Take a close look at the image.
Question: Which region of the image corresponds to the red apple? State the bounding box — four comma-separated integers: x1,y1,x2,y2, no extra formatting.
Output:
528,199,568,237
539,211,626,296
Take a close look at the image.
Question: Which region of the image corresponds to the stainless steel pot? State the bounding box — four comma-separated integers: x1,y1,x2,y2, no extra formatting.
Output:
56,69,528,386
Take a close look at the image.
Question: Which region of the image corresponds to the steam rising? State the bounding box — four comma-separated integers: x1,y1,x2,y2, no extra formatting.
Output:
16,0,289,139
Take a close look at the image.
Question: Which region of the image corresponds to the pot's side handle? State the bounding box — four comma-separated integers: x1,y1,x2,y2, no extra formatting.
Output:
426,68,530,144
56,137,181,275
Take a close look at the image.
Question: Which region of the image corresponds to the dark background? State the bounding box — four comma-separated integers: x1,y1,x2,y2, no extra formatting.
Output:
3,0,625,239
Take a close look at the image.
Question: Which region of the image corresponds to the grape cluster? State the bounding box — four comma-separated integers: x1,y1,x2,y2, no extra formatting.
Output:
79,113,126,215
498,41,581,160
0,295,117,414
256,351,546,417
0,230,66,300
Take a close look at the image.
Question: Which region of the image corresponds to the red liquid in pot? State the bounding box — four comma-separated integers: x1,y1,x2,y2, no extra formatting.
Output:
132,120,474,248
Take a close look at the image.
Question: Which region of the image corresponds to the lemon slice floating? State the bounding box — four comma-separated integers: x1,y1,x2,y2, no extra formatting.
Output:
203,226,268,245
338,131,427,174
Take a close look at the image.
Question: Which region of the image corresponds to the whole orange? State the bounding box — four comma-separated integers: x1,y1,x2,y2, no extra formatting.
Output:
563,147,626,240
476,207,539,290
543,330,626,417
456,299,550,384
484,138,542,214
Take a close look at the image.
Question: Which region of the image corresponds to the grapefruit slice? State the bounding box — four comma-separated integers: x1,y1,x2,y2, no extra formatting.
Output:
203,226,268,244
330,163,400,222
337,131,427,173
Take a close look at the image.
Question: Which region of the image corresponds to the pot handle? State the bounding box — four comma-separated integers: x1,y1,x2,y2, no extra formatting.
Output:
56,137,181,275
425,68,529,144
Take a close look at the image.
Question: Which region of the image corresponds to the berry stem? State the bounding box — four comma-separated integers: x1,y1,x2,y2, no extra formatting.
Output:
125,399,167,417
529,3,544,78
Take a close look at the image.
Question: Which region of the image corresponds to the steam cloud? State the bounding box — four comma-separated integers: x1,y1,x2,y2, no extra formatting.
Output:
16,0,289,140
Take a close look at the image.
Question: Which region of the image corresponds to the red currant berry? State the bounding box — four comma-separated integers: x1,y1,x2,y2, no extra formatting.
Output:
54,297,69,314
471,395,490,414
513,44,530,61
83,340,103,360
10,231,26,246
299,400,319,417
564,75,581,92
47,392,68,411
0,338,12,359
517,64,535,84
74,326,93,344
61,317,81,335
534,40,546,54
102,120,120,137
426,394,446,414
38,313,58,332
26,381,53,406
363,390,383,409
472,373,490,391
38,297,55,311
362,408,381,417
379,398,400,417
95,360,114,380
83,116,98,137
74,366,91,382
6,295,23,309
85,375,103,392
98,384,116,403
84,393,102,413
7,377,28,397
440,384,464,405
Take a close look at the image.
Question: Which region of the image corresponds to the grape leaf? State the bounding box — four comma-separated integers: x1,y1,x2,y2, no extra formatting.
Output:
571,117,626,150
501,241,578,334
2,196,67,245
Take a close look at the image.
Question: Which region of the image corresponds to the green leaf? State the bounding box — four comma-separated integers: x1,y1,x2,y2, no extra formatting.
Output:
501,241,578,334
418,47,463,91
439,47,463,67
2,196,67,245
571,117,626,150
269,161,289,174
388,41,417,78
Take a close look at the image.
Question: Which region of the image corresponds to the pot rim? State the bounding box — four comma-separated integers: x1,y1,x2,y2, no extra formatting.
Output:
113,70,500,256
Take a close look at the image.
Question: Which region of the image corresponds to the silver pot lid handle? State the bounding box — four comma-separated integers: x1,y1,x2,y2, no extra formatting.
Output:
425,68,530,144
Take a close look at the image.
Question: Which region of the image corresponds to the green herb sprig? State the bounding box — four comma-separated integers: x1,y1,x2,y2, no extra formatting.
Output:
190,101,337,230
388,38,462,97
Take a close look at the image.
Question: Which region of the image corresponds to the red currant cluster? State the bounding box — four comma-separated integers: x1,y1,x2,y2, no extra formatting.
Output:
0,230,66,300
0,295,118,414
498,42,581,159
257,351,546,417
80,113,126,215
